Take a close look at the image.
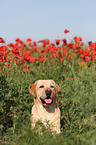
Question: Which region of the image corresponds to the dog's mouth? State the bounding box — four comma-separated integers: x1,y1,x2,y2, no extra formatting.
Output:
40,97,53,106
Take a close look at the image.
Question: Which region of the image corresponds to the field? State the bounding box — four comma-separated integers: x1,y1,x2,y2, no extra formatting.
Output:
0,31,96,144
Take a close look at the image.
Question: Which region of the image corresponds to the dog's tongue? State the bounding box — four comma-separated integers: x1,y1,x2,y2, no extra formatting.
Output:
44,99,52,104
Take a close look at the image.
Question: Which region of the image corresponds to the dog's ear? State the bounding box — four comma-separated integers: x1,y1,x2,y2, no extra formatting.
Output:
55,84,60,97
28,81,37,97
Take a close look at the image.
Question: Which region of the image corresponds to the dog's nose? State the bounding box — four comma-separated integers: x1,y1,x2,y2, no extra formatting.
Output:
45,89,52,97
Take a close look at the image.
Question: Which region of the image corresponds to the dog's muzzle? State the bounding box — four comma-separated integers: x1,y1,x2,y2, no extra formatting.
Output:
45,89,52,97
40,89,53,106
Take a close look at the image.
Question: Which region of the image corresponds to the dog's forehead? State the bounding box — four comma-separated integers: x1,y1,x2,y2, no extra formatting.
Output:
36,80,55,87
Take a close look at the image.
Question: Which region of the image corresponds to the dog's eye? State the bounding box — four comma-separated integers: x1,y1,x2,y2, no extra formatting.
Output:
50,85,54,88
39,85,44,88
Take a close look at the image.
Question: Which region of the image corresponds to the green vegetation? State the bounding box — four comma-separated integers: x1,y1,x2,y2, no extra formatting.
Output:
0,36,96,144
0,56,96,145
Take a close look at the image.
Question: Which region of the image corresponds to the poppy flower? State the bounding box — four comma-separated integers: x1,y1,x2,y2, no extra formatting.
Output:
69,77,73,81
74,37,79,42
41,49,46,54
80,42,84,46
78,37,82,41
24,53,32,61
55,39,60,45
26,38,32,43
37,40,45,43
0,37,5,43
46,54,49,57
42,42,46,47
45,39,50,45
85,56,89,62
50,43,55,47
28,43,32,47
23,67,28,72
52,53,57,58
33,41,37,46
15,38,21,43
4,62,10,68
62,38,67,43
40,58,46,62
7,43,14,47
64,29,69,33
88,41,93,46
60,58,64,61
0,46,6,53
12,47,19,54
29,57,33,63
34,57,39,61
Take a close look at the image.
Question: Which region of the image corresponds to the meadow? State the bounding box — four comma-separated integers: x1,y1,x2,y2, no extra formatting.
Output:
0,30,96,144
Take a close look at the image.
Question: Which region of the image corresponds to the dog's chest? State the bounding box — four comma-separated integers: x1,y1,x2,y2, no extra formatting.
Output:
32,105,59,122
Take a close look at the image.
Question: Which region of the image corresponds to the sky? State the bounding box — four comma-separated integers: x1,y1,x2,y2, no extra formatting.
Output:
0,0,96,44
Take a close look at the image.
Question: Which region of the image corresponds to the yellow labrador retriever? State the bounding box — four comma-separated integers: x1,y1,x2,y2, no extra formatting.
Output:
28,80,60,134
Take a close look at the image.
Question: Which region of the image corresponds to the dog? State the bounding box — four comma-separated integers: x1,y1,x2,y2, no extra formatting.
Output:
28,80,60,134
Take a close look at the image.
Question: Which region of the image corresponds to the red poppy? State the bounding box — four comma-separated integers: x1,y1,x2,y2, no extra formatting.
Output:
29,57,33,63
26,38,32,43
34,57,39,61
74,37,79,42
0,37,5,43
37,40,44,43
33,41,37,46
38,39,50,46
40,58,46,62
42,42,46,47
72,44,76,49
4,62,10,68
63,70,66,72
21,42,26,47
52,53,57,58
46,54,49,57
45,39,50,45
12,47,19,54
51,47,57,53
15,38,21,43
62,38,67,43
69,77,73,81
60,58,64,61
85,56,89,62
50,43,55,47
0,46,6,53
28,43,31,47
64,29,69,33
78,37,82,41
7,43,14,47
19,47,23,51
24,53,32,61
23,67,28,72
41,49,46,54
55,39,60,45
80,42,84,46
88,41,92,46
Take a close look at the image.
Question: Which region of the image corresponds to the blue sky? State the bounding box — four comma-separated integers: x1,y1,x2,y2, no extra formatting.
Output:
0,0,96,44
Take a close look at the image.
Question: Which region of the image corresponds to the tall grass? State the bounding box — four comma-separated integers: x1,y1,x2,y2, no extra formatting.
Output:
0,38,96,144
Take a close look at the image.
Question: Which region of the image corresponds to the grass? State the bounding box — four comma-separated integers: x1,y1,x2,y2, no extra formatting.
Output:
0,37,96,144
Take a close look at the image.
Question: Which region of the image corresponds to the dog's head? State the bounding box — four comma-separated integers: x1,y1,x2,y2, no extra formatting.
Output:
29,80,59,106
